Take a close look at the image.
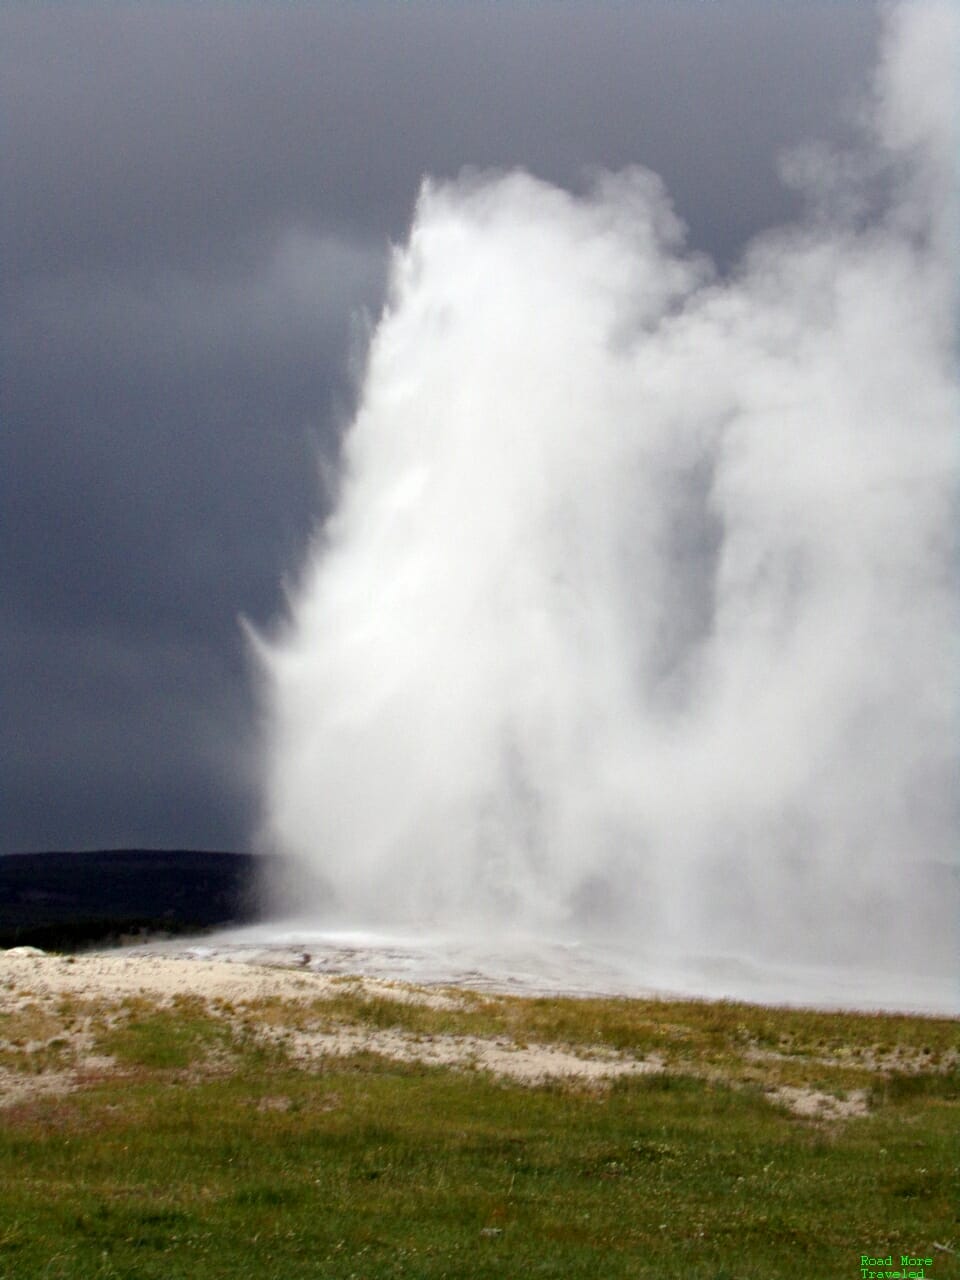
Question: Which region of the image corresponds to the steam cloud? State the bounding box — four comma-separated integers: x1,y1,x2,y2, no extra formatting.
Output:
255,3,957,991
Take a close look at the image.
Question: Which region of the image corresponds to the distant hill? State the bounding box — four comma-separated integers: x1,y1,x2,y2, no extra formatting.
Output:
0,849,267,951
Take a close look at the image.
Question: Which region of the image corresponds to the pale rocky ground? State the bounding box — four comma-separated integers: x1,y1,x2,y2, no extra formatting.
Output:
0,947,925,1122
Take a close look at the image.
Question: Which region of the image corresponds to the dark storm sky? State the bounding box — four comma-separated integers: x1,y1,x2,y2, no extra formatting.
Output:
1,3,880,854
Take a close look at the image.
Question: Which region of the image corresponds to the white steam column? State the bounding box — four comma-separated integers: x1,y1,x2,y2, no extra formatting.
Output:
254,2,958,1009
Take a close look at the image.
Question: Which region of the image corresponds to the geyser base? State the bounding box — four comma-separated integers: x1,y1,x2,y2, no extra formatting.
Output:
120,923,959,1016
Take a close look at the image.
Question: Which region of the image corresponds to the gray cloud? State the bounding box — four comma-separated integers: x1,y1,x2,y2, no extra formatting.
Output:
4,234,385,636
3,3,878,277
2,232,384,852
2,619,253,852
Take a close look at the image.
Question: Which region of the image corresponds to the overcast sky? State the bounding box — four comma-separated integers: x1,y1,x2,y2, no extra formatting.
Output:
1,2,881,855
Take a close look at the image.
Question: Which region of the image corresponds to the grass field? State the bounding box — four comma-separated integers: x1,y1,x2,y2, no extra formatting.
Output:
0,965,957,1279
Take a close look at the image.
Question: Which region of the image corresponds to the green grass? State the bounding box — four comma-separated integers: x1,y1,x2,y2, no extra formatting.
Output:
96,1003,231,1071
0,988,957,1279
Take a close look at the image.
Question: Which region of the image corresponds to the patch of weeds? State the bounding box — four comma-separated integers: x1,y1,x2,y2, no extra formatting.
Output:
231,1183,308,1209
314,991,458,1038
96,1009,227,1071
0,1005,64,1046
71,1201,193,1251
870,1071,960,1108
887,1171,945,1200
744,1059,876,1095
580,1138,679,1180
621,1071,706,1096
0,1222,25,1253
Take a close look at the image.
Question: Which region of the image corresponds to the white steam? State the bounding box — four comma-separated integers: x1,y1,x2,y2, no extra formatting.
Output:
255,3,958,990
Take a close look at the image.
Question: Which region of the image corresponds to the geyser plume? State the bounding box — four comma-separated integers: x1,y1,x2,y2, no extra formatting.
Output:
257,3,957,987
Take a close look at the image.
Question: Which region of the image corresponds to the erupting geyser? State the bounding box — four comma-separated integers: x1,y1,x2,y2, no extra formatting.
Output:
255,3,958,1003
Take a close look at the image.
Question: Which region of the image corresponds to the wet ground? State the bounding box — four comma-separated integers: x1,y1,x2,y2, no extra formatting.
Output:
118,922,958,1015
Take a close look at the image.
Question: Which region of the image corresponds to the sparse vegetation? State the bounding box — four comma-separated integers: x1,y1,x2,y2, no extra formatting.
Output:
0,972,956,1279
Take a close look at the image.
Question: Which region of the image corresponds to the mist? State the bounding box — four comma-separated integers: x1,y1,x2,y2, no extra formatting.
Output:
254,3,957,1000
